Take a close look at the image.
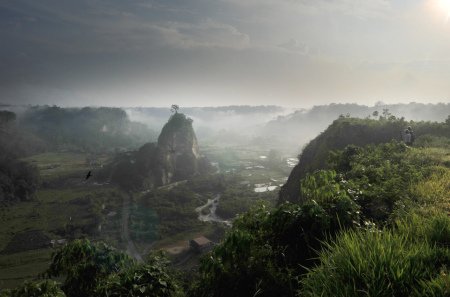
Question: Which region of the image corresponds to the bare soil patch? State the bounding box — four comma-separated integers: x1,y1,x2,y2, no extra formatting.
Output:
162,240,190,255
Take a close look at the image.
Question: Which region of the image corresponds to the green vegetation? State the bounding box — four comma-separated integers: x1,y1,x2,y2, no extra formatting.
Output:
3,109,450,296
43,239,135,297
19,239,182,297
0,149,39,206
216,177,278,219
129,204,159,241
0,185,126,289
0,249,53,291
0,110,47,158
280,116,450,205
0,280,65,297
21,152,91,183
192,117,450,296
20,106,156,153
138,186,209,237
301,221,450,296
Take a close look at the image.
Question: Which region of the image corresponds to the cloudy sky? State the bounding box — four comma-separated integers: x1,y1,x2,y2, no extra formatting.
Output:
1,0,450,108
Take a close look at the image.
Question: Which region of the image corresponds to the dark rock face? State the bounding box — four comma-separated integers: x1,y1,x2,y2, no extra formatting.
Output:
110,112,208,190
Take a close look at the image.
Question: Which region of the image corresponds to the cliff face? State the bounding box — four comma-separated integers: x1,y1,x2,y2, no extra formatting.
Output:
153,112,200,186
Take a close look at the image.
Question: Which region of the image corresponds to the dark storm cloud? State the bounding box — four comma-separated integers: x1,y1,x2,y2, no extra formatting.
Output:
1,0,449,107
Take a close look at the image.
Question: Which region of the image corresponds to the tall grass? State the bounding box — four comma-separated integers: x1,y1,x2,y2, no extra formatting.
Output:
301,226,450,296
301,160,450,296
410,168,450,211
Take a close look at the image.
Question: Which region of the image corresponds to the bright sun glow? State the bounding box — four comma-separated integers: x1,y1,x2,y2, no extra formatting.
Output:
430,0,450,23
436,0,450,12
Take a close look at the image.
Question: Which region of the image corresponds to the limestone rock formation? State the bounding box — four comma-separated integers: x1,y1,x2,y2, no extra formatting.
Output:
153,112,200,186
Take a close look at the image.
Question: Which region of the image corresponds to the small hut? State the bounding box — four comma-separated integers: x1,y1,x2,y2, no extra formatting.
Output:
189,236,213,252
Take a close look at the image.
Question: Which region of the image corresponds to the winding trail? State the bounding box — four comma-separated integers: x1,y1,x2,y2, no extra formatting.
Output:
122,193,144,263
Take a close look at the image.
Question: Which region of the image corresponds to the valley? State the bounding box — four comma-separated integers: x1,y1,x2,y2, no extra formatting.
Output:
0,139,294,289
1,103,450,296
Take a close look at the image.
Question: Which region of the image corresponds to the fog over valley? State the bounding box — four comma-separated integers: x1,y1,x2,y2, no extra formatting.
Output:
2,0,450,294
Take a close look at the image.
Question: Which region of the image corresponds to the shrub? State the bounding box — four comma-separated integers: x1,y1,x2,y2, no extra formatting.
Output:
0,280,64,297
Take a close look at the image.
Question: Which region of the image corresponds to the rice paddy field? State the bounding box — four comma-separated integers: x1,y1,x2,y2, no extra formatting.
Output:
200,142,298,192
0,153,124,290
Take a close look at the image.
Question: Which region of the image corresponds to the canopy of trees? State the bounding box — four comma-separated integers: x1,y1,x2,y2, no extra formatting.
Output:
19,106,156,153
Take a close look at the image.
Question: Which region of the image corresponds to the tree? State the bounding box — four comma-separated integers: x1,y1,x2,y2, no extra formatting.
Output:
171,105,179,114
99,251,180,297
43,239,135,297
0,110,16,127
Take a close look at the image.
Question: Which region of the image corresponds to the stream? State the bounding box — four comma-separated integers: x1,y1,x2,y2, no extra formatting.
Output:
195,193,231,226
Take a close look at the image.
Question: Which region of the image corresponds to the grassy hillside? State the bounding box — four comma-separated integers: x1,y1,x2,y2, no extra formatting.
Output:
279,116,450,205
194,127,450,296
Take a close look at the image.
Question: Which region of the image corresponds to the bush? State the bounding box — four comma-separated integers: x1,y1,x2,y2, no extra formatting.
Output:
99,251,181,297
0,280,64,297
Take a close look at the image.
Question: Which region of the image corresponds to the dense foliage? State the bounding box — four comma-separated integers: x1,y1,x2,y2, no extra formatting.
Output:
0,110,47,158
42,239,134,296
3,112,450,296
215,178,278,219
192,126,450,296
19,106,156,153
0,239,182,297
0,280,64,297
279,115,450,205
0,147,39,206
138,185,209,237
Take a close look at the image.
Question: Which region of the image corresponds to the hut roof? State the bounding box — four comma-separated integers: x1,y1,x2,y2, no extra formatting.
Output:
191,236,211,246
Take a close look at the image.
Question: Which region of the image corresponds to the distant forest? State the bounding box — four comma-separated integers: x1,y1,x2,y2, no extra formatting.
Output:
265,102,450,146
123,102,450,148
0,105,156,206
1,102,449,206
1,105,156,157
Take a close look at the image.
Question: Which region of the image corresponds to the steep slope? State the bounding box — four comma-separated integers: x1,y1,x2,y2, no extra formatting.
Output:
279,116,450,205
153,112,200,185
105,112,210,190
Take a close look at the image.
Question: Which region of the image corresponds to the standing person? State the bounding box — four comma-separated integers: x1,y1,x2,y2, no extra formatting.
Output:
404,129,411,146
407,126,415,145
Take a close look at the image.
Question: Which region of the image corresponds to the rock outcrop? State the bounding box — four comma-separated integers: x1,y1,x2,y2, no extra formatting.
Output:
109,111,213,190
152,112,200,186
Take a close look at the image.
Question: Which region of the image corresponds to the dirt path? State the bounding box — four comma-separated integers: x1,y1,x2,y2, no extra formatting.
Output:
122,193,144,263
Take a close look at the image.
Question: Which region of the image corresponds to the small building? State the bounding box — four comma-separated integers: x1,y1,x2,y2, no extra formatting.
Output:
189,236,213,253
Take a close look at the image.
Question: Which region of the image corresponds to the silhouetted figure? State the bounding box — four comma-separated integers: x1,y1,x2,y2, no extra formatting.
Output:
86,171,92,180
407,126,414,145
404,129,411,146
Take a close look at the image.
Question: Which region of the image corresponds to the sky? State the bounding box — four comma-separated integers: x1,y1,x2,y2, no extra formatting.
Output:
1,0,450,108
